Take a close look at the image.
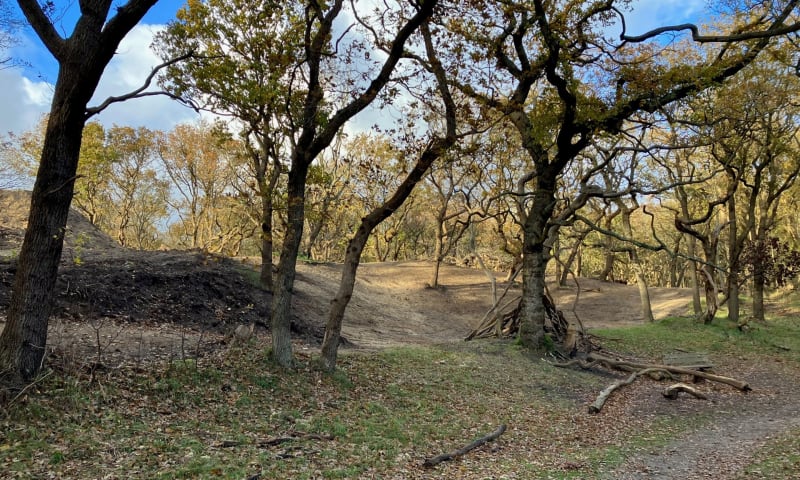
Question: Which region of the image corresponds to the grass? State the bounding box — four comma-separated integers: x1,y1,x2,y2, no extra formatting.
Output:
592,310,800,364
739,427,800,479
1,315,799,479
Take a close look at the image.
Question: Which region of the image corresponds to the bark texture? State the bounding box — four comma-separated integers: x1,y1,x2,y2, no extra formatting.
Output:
0,0,157,389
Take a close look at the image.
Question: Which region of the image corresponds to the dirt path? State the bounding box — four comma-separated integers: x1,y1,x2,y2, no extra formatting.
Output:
609,365,800,479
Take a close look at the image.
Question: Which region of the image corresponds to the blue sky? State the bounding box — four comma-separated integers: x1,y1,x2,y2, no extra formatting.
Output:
0,0,708,138
1,1,198,137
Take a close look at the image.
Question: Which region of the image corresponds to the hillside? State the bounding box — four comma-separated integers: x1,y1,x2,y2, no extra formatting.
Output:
0,189,702,361
3,191,800,479
0,189,698,361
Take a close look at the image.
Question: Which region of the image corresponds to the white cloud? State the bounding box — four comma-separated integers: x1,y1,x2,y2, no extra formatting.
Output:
87,24,200,130
0,68,51,136
0,24,199,137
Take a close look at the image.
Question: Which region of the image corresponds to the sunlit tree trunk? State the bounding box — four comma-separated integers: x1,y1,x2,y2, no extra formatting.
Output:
618,208,654,322
429,210,445,288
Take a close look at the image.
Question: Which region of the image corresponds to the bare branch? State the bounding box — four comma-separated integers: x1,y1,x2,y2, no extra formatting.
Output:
85,51,197,117
622,22,800,44
619,1,800,44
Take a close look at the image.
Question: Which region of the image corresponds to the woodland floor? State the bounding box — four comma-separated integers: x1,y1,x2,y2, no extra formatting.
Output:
1,189,799,478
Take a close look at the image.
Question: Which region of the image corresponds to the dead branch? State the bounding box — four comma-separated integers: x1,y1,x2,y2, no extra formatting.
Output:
589,368,666,414
587,352,750,391
258,432,334,448
663,383,708,400
422,424,507,468
213,432,334,449
85,51,197,117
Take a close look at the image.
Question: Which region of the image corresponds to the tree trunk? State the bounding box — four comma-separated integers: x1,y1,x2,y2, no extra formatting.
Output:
518,247,548,348
559,230,588,286
271,160,309,367
597,213,618,282
752,263,766,322
0,0,157,387
629,252,655,322
319,135,456,371
518,186,555,350
698,265,719,324
727,198,740,324
599,251,615,282
0,101,85,386
303,218,325,260
679,192,703,315
728,271,740,323
554,236,563,286
429,214,445,288
668,235,682,288
687,236,702,314
619,208,654,322
259,188,275,291
319,227,370,371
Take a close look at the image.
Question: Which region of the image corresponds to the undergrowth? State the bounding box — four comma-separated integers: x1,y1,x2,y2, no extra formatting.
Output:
1,316,798,479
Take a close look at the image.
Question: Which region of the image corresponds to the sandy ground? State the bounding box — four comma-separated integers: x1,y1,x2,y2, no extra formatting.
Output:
292,260,693,349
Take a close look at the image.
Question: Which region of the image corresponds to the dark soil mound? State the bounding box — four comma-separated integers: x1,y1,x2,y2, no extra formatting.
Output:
0,190,324,342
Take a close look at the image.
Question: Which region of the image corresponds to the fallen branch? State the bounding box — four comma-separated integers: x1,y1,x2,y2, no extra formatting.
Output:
589,368,666,414
258,432,334,448
587,352,750,391
422,424,507,468
663,383,708,400
213,432,334,449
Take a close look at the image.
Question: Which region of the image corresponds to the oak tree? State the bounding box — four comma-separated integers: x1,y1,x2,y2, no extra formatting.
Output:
439,0,799,348
0,0,162,388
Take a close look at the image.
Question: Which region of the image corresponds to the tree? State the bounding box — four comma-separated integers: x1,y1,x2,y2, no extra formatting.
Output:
158,121,245,253
302,134,353,261
0,0,161,389
73,122,117,227
318,19,458,371
426,144,488,288
0,116,44,189
0,0,23,68
712,59,800,323
155,0,304,289
268,0,438,367
105,125,168,249
440,0,799,349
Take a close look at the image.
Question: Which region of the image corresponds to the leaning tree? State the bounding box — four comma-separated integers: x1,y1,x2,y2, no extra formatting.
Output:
264,0,439,367
0,0,166,389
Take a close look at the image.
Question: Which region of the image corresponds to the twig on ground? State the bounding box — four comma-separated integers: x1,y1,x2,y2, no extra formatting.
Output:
422,424,507,468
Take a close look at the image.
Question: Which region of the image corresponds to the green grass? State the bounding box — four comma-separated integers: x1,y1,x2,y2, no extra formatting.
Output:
592,315,800,363
1,318,798,479
739,427,800,479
